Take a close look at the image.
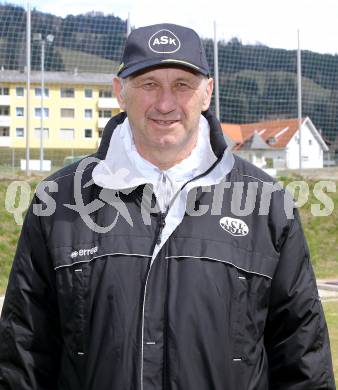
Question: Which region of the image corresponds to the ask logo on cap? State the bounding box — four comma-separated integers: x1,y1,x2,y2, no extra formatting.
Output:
148,29,181,54
117,23,210,78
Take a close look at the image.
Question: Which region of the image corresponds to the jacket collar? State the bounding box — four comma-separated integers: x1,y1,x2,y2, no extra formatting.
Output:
92,109,231,192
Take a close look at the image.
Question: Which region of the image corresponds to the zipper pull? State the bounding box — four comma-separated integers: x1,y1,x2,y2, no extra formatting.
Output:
156,212,166,245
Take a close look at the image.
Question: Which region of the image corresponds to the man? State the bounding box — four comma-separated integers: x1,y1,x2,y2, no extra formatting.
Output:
0,23,335,389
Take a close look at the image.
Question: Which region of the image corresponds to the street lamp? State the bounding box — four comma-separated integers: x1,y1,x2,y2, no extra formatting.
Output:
33,33,54,172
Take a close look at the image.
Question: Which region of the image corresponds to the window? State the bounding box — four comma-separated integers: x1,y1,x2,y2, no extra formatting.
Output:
16,127,24,137
35,87,49,97
16,87,24,96
0,127,9,136
84,109,92,118
34,128,49,139
0,87,9,96
99,109,111,118
61,108,75,118
60,128,74,140
99,89,113,98
0,106,10,115
85,89,92,98
61,88,75,98
98,129,103,138
35,107,49,117
309,139,312,145
84,128,92,138
16,107,24,116
267,137,277,145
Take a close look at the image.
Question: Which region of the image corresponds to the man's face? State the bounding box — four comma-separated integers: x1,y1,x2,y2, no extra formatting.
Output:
113,67,213,162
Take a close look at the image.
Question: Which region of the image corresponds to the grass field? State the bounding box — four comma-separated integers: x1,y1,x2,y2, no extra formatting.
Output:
0,178,37,291
278,176,338,278
323,301,338,386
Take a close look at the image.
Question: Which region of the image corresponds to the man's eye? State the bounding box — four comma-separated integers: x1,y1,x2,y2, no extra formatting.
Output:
143,82,157,89
176,82,190,90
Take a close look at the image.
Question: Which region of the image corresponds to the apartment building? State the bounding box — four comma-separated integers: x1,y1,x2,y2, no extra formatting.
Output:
0,70,121,150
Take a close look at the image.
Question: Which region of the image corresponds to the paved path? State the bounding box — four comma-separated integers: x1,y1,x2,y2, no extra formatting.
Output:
278,167,338,180
319,288,338,301
318,280,338,301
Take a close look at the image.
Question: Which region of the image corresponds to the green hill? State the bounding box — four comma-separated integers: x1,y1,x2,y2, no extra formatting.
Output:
56,46,119,74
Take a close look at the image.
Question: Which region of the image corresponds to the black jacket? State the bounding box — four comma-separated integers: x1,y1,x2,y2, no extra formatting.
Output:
0,111,335,389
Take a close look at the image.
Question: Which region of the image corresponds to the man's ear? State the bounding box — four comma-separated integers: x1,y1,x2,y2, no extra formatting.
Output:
202,78,214,111
113,77,127,111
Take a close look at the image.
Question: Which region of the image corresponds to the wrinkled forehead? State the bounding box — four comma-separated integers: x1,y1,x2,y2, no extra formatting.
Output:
125,65,206,83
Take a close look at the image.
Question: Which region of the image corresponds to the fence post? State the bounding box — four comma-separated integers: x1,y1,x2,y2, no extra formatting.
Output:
297,29,302,176
25,0,31,176
214,21,220,120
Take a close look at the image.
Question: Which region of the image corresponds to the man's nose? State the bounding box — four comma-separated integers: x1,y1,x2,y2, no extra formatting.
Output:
154,88,177,114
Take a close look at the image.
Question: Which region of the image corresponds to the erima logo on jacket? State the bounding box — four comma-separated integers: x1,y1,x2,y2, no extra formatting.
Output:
219,217,249,237
148,29,181,53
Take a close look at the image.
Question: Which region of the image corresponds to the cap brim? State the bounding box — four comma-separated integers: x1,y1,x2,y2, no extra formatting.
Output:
118,58,209,78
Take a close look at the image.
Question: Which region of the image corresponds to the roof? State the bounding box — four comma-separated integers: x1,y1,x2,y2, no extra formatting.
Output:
222,117,328,151
0,70,115,86
220,123,243,143
240,118,300,148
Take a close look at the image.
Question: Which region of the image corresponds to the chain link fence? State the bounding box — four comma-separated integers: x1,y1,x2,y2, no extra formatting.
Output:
0,1,337,176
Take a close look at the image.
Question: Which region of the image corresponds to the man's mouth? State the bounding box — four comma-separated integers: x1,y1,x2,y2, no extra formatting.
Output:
151,119,179,126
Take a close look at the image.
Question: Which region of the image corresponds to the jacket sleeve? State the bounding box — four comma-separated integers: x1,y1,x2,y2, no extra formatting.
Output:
265,208,336,389
0,197,61,390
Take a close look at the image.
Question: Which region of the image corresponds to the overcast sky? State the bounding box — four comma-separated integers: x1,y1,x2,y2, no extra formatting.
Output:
8,0,338,55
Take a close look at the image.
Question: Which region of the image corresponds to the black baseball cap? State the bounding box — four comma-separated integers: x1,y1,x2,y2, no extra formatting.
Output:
117,23,210,78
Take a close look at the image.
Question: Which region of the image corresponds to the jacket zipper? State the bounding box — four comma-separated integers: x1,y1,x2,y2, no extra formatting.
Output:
140,209,168,390
163,247,170,390
140,158,224,389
